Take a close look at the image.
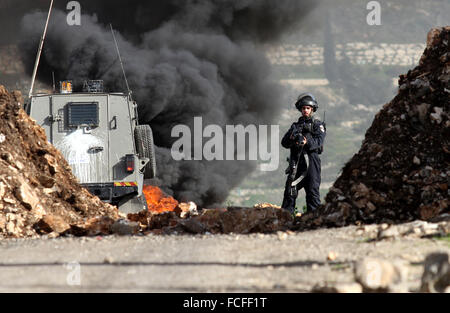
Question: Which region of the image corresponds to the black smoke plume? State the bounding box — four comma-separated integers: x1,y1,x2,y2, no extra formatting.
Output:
18,0,317,207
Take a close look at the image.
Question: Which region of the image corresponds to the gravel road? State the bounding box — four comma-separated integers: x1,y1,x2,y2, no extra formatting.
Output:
0,225,449,292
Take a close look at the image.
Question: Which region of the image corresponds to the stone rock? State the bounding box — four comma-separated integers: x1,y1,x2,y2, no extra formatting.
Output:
176,201,198,219
351,183,370,198
327,251,338,261
103,256,114,264
37,175,55,188
29,204,46,222
410,221,440,236
323,212,342,224
366,202,376,212
148,211,179,230
15,161,24,171
11,91,24,107
416,103,431,123
15,182,40,210
0,215,5,230
378,226,400,240
45,232,60,239
2,197,14,205
180,218,206,234
438,222,450,236
0,181,5,198
1,152,13,164
430,107,444,124
42,188,56,195
82,216,116,236
375,220,446,240
43,154,58,174
312,282,363,293
387,283,410,293
413,156,421,165
254,203,281,209
277,231,288,241
420,252,450,293
337,202,352,217
429,213,450,223
111,218,140,235
426,27,443,47
127,210,152,227
6,221,16,234
36,214,71,234
354,258,405,292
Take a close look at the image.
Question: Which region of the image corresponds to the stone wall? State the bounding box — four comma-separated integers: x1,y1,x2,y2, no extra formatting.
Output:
266,43,426,66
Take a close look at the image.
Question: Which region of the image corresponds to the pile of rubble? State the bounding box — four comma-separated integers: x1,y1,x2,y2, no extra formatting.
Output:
127,202,293,235
298,27,449,229
0,85,120,238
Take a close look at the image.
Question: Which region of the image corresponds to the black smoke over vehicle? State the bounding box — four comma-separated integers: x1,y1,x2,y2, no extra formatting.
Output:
18,0,317,207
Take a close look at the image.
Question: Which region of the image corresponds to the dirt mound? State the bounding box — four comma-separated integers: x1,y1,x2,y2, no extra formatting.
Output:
0,85,119,238
297,27,450,229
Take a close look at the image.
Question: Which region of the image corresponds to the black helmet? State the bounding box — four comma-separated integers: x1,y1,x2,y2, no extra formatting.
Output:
295,92,318,112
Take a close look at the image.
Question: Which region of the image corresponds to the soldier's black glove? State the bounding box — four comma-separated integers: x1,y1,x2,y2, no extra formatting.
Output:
293,134,303,145
304,133,313,146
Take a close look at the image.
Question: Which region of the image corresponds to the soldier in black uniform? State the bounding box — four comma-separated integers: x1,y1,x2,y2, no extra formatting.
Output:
281,93,326,214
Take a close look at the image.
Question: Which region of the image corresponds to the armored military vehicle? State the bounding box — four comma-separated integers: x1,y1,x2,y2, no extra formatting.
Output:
25,80,156,213
24,2,157,212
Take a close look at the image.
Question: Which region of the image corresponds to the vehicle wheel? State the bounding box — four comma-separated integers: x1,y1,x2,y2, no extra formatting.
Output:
135,124,156,178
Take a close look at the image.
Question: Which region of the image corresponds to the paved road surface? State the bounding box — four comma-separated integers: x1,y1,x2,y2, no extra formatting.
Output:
0,225,448,292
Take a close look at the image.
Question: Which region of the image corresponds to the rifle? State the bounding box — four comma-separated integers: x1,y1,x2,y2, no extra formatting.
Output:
290,123,305,146
285,123,310,197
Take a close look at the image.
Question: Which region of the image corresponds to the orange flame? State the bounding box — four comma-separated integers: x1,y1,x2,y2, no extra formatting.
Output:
143,185,178,213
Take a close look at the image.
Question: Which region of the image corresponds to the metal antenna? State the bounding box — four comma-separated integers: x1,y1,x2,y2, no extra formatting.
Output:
29,0,54,98
52,71,56,93
110,24,132,97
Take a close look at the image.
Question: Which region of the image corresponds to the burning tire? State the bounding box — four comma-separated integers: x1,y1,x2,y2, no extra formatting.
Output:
135,125,156,179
